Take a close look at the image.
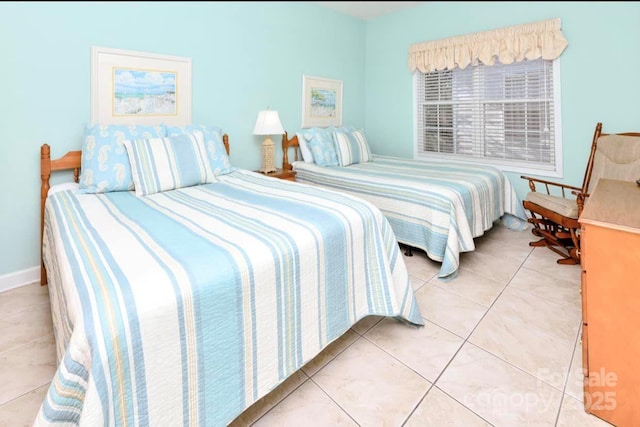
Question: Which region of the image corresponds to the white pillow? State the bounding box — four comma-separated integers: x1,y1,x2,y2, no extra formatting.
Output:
296,132,314,163
333,129,373,166
124,132,216,196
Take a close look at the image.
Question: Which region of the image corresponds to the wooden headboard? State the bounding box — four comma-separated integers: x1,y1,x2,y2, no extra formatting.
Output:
282,131,301,171
39,134,230,286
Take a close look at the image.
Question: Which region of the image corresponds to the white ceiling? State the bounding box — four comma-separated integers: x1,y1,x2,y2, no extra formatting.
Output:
314,2,424,20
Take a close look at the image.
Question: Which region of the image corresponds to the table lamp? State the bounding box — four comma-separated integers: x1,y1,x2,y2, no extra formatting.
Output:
253,108,284,174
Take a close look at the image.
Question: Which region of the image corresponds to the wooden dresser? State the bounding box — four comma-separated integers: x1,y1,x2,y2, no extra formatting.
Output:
579,178,640,426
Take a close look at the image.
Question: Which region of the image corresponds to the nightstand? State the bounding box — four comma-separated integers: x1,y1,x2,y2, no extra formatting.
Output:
255,168,296,181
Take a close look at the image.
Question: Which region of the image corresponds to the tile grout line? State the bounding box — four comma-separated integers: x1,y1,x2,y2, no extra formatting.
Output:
248,329,367,425
386,229,536,425
354,333,437,426
302,331,364,376
308,376,362,427
313,317,437,426
252,333,365,425
438,241,581,424
461,247,583,395
357,283,505,424
248,375,311,427
411,245,537,425
425,275,504,309
399,384,434,426
506,282,582,314
0,332,56,359
432,385,497,427
0,301,51,323
0,381,50,408
554,320,584,426
360,331,434,385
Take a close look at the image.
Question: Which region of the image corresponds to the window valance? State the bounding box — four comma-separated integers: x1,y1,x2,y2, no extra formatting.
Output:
408,18,568,73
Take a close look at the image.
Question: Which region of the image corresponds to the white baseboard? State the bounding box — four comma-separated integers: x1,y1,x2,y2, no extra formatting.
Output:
0,266,40,293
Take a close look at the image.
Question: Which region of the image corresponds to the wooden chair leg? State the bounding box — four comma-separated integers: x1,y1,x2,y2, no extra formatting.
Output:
557,256,580,265
526,210,582,264
529,238,549,247
555,229,581,265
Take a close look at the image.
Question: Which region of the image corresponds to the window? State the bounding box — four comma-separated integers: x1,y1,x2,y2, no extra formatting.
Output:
414,58,562,177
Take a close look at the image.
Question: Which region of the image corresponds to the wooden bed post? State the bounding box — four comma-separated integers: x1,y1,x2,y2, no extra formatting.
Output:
223,134,229,155
282,132,290,171
281,132,300,171
39,144,82,286
41,144,51,286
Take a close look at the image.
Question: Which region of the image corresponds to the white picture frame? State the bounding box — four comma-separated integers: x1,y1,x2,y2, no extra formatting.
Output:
91,46,192,125
301,75,343,128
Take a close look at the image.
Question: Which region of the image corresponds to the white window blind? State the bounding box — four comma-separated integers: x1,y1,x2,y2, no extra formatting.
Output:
415,58,562,176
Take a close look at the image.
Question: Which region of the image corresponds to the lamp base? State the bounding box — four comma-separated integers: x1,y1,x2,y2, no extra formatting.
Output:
260,137,277,174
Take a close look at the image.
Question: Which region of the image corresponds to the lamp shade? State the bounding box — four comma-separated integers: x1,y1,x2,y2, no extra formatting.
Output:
253,110,285,136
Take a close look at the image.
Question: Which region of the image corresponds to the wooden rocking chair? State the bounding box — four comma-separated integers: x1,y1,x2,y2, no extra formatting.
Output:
521,122,640,264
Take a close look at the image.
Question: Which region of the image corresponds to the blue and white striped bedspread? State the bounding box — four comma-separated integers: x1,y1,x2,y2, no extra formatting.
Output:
37,170,423,426
293,156,527,280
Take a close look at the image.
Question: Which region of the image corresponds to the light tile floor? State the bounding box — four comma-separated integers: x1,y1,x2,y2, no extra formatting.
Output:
0,222,614,427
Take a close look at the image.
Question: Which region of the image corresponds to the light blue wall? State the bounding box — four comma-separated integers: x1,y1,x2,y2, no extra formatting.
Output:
0,2,365,276
365,1,640,198
4,1,640,278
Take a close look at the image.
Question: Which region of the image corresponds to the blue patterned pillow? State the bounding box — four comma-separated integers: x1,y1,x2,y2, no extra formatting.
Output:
301,128,338,167
295,133,315,163
333,129,373,166
79,124,166,193
124,132,215,196
166,125,234,175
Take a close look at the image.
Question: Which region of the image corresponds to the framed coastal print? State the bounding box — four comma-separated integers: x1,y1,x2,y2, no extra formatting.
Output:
91,46,192,125
301,75,343,128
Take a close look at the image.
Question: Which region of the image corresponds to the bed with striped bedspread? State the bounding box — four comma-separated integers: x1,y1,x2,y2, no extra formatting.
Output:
293,156,528,281
36,169,423,426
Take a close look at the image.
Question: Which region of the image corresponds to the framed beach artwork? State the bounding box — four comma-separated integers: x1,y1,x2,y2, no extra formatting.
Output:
301,75,343,128
91,46,192,125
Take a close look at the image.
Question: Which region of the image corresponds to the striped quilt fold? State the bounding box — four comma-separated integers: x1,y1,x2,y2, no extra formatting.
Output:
293,155,527,280
37,170,423,426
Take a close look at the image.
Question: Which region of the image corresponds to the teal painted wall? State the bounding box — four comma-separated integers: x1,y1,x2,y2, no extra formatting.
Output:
4,1,640,278
365,1,640,198
0,2,365,276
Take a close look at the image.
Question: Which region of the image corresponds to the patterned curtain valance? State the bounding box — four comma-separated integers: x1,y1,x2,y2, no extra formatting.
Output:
408,18,568,73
